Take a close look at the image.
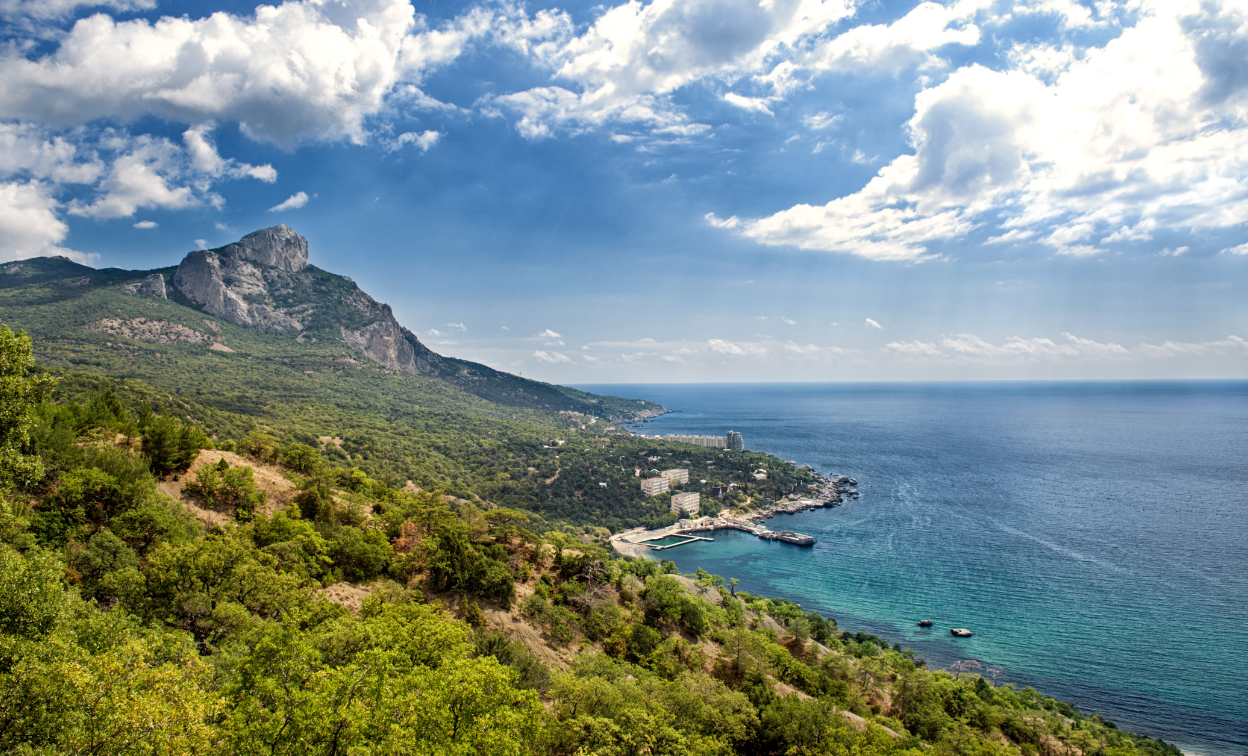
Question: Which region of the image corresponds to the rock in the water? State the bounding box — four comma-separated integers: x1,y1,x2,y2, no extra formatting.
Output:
138,273,166,299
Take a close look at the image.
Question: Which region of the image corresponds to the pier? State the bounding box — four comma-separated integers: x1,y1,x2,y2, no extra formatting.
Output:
649,535,714,550
611,516,817,553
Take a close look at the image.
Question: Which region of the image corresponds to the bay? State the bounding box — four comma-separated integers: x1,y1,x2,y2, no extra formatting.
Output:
575,381,1248,756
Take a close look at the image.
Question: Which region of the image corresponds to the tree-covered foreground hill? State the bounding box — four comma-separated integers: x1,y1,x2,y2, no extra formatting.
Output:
0,322,1183,756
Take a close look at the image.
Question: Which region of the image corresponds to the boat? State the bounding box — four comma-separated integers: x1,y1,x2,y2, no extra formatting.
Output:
917,620,934,627
950,628,973,638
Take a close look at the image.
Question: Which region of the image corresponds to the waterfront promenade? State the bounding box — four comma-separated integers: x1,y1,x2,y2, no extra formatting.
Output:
610,516,816,557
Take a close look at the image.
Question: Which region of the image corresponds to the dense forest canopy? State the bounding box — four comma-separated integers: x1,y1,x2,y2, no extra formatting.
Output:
0,317,1184,755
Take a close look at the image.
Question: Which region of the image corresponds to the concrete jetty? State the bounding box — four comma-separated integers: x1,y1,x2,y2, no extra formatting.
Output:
610,516,817,553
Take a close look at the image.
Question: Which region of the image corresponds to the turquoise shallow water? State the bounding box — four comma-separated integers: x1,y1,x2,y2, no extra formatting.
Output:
576,382,1248,756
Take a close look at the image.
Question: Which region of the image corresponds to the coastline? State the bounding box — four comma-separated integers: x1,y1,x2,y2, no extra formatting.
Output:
609,468,860,557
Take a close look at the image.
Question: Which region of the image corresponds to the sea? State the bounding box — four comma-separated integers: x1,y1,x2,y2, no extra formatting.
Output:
574,382,1248,756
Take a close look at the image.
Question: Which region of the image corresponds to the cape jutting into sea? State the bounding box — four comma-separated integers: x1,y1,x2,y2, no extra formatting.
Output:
574,381,1248,756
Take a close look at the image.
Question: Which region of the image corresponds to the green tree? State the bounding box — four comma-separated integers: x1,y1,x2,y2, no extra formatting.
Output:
0,324,56,489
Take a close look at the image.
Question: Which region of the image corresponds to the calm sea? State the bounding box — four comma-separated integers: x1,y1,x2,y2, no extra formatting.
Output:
575,382,1248,756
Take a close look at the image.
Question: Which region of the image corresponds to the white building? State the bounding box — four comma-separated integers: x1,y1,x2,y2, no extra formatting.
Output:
641,477,670,497
660,468,689,484
671,491,700,516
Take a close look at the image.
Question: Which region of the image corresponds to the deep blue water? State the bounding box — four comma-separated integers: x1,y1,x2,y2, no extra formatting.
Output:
575,382,1248,756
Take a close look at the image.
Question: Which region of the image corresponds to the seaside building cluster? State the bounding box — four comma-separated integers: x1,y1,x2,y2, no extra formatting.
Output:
638,431,745,450
671,491,700,516
641,468,689,497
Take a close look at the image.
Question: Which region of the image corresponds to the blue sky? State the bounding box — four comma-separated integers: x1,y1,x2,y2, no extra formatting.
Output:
2,0,1247,381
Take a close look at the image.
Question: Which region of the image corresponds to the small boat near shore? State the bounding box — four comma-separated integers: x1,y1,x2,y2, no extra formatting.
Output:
917,620,934,627
950,628,973,638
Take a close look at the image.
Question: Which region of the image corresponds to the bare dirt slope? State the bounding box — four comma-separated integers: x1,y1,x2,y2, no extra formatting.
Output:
158,449,297,525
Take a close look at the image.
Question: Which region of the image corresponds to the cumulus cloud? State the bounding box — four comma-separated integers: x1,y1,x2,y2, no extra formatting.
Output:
0,0,468,146
395,130,442,152
133,220,157,229
493,0,863,137
269,192,309,212
884,332,1131,361
537,329,561,338
718,0,1248,260
0,180,93,262
0,0,154,22
533,349,571,363
865,318,882,329
796,0,984,77
1136,335,1248,357
723,93,774,115
885,339,941,355
707,338,768,356
1,123,277,245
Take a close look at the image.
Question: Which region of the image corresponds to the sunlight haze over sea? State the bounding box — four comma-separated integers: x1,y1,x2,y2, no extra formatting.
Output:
577,381,1248,756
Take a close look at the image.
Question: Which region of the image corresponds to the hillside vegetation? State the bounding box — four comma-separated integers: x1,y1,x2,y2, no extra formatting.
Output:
0,321,1183,756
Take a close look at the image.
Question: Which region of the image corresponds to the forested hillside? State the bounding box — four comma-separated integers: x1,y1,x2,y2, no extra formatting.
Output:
0,321,1183,756
0,250,665,421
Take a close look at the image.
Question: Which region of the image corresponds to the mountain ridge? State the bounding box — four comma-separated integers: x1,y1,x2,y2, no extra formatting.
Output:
0,227,663,421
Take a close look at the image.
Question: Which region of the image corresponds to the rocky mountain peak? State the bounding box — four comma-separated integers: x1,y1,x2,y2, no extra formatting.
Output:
216,225,308,272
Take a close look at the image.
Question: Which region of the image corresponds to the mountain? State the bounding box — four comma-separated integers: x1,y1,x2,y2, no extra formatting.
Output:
0,226,662,422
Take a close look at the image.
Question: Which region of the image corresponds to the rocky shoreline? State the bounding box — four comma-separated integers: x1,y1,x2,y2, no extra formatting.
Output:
740,470,859,522
610,467,859,558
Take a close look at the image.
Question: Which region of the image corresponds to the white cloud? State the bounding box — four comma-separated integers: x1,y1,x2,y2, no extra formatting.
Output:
68,136,196,219
445,322,466,331
885,339,941,355
797,0,984,77
884,332,1133,361
781,317,797,325
0,0,501,147
1,124,277,233
494,0,861,137
0,0,154,22
720,1,1248,261
0,123,103,184
182,125,276,182
269,191,309,212
133,220,157,229
1222,242,1248,255
427,328,444,337
723,93,773,115
865,318,882,329
1136,335,1248,357
802,112,842,131
537,329,561,338
707,338,768,356
534,349,571,363
0,180,93,263
395,130,442,152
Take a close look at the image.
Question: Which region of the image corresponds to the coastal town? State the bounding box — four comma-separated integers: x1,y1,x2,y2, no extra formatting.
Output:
611,450,860,557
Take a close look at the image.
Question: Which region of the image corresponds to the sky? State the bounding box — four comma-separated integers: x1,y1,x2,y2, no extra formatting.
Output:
2,0,1248,382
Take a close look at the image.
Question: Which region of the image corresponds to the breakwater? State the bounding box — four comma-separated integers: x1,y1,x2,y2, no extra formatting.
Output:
611,516,817,554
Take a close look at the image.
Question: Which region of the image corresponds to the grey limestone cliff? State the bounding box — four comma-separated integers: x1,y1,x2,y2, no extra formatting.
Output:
138,273,167,299
171,226,311,334
340,306,443,375
123,272,167,299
